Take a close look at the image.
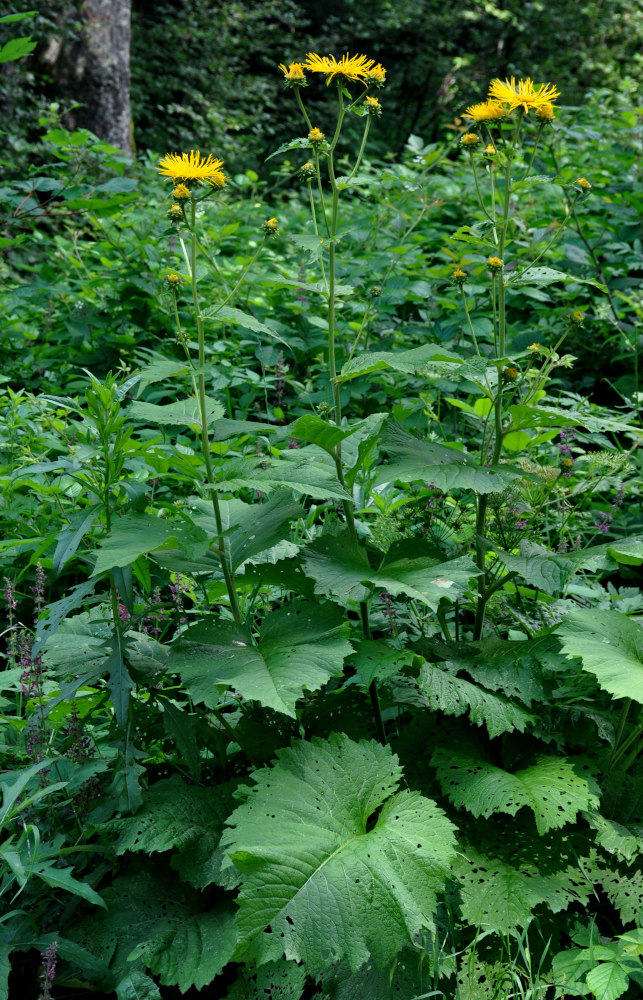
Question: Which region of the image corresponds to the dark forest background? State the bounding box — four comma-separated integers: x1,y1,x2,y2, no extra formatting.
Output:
2,0,642,175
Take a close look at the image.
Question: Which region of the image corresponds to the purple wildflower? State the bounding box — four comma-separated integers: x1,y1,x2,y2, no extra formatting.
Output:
38,940,58,1000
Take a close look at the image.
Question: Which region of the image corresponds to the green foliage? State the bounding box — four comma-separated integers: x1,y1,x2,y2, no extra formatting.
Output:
2,43,643,1000
221,733,457,972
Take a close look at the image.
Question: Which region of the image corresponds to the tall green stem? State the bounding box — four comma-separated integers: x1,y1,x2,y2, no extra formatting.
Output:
189,198,242,624
324,85,384,743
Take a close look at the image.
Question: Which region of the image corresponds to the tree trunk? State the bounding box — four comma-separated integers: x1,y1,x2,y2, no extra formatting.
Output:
40,0,132,153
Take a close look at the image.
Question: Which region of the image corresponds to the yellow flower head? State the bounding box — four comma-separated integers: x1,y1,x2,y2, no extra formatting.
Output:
487,256,504,272
528,342,542,351
158,150,226,188
305,51,385,86
172,183,191,201
488,76,560,115
278,61,306,85
452,267,467,284
461,132,479,146
299,161,316,179
167,203,183,222
308,127,325,143
464,100,506,123
262,217,279,235
166,272,183,288
575,177,591,191
503,366,519,381
364,62,386,87
571,310,584,325
536,102,556,121
484,144,497,156
364,95,382,116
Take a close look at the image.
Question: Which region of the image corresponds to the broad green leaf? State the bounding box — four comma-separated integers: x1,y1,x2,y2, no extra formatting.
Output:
211,457,351,501
70,864,237,993
507,266,569,286
224,960,307,1000
417,663,534,738
558,609,643,704
115,968,162,1000
301,532,373,604
41,608,112,674
597,865,643,925
584,811,643,863
92,513,208,576
129,396,223,427
607,540,643,566
137,358,191,387
291,414,361,454
32,578,97,658
351,640,415,687
586,962,630,1000
433,750,598,834
303,532,476,609
338,343,458,382
491,541,575,594
321,950,437,1000
0,36,37,62
185,492,305,571
106,774,235,889
454,845,591,935
169,600,351,717
214,305,291,347
376,423,530,494
221,733,457,973
289,232,327,261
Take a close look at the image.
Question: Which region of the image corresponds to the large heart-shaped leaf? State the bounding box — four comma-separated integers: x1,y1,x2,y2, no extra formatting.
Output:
168,600,351,717
221,733,457,973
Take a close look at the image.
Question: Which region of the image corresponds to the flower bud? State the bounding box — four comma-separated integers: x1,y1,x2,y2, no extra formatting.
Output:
262,217,279,235
487,256,504,272
308,127,325,144
452,267,467,285
364,95,382,117
575,177,591,192
172,183,191,201
299,160,316,180
166,272,183,289
167,203,183,222
461,132,479,147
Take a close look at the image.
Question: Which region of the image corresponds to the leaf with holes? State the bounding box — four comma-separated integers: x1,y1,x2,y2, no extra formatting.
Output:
558,609,643,704
433,750,599,834
168,600,351,717
596,865,643,925
106,775,236,889
224,960,307,1000
417,663,535,738
453,844,591,935
221,733,457,973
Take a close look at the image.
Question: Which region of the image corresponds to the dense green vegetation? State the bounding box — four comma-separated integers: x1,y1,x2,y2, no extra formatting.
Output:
2,10,643,1000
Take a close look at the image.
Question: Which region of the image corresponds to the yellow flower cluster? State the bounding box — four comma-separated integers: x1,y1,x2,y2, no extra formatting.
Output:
279,52,386,87
465,76,560,122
